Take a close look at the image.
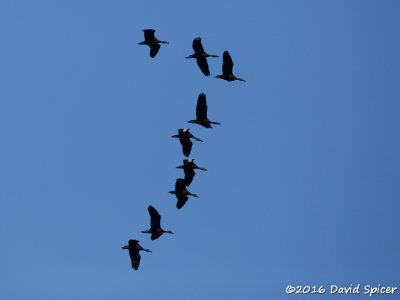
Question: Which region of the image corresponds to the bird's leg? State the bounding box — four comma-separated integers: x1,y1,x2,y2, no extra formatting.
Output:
210,121,221,125
164,230,174,234
237,77,246,82
137,245,152,252
184,191,199,197
193,163,207,171
189,133,203,142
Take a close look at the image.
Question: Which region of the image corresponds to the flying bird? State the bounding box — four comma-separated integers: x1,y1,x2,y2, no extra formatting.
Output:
121,240,152,270
188,93,221,128
215,51,245,82
176,159,207,186
186,37,218,76
171,129,203,157
138,29,169,58
169,178,199,209
142,206,174,240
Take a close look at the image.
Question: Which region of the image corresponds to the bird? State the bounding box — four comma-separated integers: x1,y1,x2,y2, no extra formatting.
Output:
176,159,207,186
121,240,152,270
186,37,218,76
138,29,169,58
141,206,174,240
169,178,199,209
187,93,221,128
215,51,245,82
171,129,203,157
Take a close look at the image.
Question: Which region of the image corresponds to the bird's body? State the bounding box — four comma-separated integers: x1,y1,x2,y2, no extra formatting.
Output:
142,206,174,240
171,129,203,157
138,29,169,58
188,93,221,128
169,178,199,209
186,38,218,76
121,240,151,270
215,51,245,82
176,159,207,186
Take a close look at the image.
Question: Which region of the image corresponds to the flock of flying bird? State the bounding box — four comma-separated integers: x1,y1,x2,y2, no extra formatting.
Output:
122,29,245,270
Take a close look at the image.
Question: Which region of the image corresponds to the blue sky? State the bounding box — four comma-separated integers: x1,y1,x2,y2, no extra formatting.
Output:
1,1,399,299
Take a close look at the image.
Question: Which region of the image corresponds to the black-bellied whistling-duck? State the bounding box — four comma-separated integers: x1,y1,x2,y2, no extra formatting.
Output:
188,93,221,128
138,29,169,58
141,206,174,240
186,37,218,76
171,129,203,157
121,240,151,270
176,159,207,186
169,178,199,209
215,51,245,82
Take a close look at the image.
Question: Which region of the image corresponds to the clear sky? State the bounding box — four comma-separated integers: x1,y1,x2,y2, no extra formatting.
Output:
1,1,399,299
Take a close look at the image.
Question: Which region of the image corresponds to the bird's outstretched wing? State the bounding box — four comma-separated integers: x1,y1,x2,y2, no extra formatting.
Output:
143,29,156,41
151,232,162,240
148,206,161,228
176,194,189,209
150,44,160,58
129,249,141,270
184,167,195,186
222,51,234,75
193,37,205,54
181,139,193,157
196,57,210,76
196,93,208,120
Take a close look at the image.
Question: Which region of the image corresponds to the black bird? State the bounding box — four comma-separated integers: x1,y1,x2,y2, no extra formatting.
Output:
138,29,169,58
171,129,203,157
215,51,245,82
121,240,151,270
176,159,207,186
186,37,218,76
142,206,174,240
187,93,221,128
169,178,199,209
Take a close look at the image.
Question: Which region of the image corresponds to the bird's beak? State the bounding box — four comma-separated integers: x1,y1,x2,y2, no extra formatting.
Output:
122,245,129,249
171,135,179,138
